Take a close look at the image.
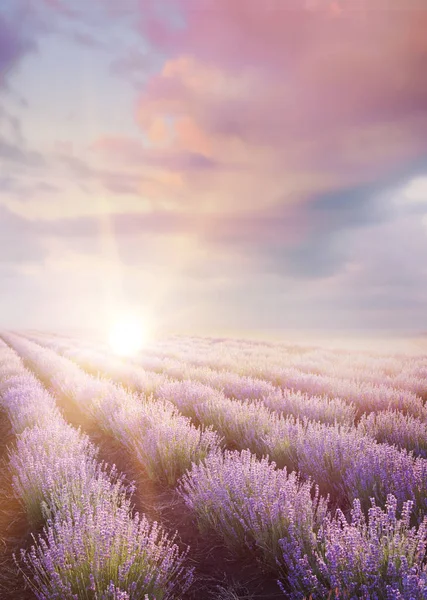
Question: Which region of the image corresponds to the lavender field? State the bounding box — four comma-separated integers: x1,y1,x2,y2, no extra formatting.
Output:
0,332,426,599
3,0,427,596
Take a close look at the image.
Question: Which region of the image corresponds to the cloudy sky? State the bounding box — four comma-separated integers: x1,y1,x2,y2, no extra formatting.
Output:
1,0,427,335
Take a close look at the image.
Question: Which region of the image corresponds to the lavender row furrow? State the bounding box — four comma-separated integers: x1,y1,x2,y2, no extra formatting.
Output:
5,335,427,598
29,330,427,398
6,333,221,487
21,334,427,522
28,331,427,416
179,449,427,599
26,334,358,427
31,335,427,462
0,338,193,599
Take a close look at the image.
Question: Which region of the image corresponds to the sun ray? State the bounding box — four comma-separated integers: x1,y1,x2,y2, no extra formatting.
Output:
108,315,148,357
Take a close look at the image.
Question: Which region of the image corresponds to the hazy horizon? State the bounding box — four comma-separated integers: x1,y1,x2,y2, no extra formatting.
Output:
8,326,427,356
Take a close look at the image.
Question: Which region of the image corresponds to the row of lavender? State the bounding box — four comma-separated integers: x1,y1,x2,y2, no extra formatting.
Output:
30,331,427,422
27,333,427,464
131,350,427,411
6,334,221,487
29,330,427,400
104,333,427,398
0,338,193,599
36,328,427,374
6,333,427,598
132,339,427,398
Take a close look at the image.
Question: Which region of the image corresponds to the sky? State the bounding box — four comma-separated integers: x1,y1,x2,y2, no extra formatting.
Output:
1,0,427,336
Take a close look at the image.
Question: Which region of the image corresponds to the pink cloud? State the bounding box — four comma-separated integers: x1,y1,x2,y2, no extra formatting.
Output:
90,135,219,171
48,1,427,280
86,8,426,251
132,1,427,188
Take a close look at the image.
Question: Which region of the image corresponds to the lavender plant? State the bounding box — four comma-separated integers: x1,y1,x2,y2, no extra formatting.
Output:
280,496,427,599
358,410,427,458
19,493,194,600
265,417,427,519
179,449,329,569
263,388,356,426
0,373,62,434
9,421,105,524
116,399,222,486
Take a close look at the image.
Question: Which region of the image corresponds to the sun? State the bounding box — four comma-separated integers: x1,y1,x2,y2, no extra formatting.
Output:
108,315,148,357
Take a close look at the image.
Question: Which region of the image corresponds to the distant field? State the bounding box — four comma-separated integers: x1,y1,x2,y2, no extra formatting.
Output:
1,331,427,599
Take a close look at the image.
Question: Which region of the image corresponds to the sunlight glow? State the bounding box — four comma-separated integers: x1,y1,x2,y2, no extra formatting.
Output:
108,315,148,357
